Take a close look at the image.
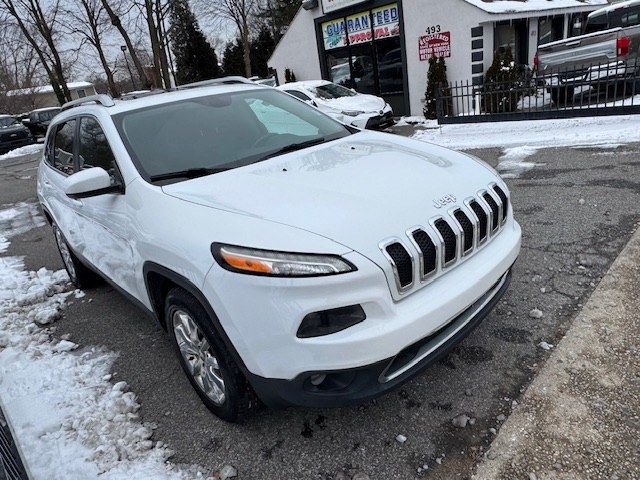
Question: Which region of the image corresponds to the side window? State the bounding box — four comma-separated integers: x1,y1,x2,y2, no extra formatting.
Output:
52,120,76,175
78,117,120,185
285,90,312,102
621,7,640,27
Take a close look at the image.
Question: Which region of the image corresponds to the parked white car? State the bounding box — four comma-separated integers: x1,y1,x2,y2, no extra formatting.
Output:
37,79,520,422
277,80,395,129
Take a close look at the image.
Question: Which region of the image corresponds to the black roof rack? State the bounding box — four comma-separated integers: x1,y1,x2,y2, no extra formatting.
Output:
60,94,115,111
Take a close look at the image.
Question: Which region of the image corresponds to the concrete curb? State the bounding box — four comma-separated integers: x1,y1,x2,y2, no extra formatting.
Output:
473,222,640,480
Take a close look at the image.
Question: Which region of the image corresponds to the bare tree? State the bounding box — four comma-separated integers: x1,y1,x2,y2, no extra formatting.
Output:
0,0,71,104
139,0,171,88
198,0,257,77
100,0,151,88
64,0,119,97
0,15,42,91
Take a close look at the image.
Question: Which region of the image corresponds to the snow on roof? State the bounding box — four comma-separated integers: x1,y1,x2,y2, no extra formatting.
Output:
6,81,94,97
277,80,331,89
590,0,639,15
462,0,608,14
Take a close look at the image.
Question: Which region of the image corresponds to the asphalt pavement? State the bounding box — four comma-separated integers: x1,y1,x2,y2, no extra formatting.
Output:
1,140,639,479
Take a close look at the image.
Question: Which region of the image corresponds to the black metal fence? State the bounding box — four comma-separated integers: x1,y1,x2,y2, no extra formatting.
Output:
436,58,640,124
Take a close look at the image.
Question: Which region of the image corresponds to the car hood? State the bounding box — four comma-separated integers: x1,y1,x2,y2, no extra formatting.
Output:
319,94,386,113
162,131,500,260
0,124,28,133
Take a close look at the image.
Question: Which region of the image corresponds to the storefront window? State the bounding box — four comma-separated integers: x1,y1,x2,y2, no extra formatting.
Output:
568,12,588,37
538,15,564,45
375,37,403,95
322,18,347,50
494,19,528,65
319,3,406,113
326,52,352,86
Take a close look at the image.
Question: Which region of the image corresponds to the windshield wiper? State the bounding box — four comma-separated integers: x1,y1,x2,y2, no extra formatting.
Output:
260,137,327,160
150,166,229,182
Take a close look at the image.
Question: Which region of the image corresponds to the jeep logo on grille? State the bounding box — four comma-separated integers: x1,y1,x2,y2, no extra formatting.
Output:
433,194,456,209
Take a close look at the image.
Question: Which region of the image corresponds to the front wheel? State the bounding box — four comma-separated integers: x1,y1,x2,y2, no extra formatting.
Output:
166,287,256,422
52,223,101,289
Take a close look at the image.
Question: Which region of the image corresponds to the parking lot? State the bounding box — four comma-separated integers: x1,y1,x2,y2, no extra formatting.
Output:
2,140,640,479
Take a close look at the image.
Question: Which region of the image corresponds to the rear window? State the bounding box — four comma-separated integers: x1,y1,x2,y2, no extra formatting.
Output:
113,89,350,181
585,12,608,34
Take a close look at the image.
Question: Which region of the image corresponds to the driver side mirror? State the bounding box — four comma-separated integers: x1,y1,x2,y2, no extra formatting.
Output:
65,167,122,199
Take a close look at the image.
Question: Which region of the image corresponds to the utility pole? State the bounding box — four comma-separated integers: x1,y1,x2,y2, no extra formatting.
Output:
121,45,137,91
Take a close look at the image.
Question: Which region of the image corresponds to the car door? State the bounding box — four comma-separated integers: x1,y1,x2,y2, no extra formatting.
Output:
73,115,136,295
41,118,85,250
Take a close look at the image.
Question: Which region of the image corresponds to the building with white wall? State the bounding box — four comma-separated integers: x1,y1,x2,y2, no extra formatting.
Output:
6,81,97,109
268,0,608,116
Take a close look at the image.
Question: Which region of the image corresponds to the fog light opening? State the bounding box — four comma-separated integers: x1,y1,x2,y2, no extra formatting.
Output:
310,374,326,386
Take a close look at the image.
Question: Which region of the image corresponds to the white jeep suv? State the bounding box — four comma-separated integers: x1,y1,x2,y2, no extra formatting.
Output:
37,78,521,422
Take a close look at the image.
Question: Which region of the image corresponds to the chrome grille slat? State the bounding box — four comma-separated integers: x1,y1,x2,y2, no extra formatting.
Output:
380,184,510,296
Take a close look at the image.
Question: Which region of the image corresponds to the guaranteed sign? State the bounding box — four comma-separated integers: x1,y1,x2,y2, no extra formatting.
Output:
419,32,451,60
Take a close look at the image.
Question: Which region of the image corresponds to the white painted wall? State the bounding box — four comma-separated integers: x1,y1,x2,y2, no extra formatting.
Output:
402,0,493,115
268,8,323,85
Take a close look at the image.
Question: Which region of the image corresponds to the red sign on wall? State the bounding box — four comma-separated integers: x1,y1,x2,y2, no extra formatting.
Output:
419,32,451,60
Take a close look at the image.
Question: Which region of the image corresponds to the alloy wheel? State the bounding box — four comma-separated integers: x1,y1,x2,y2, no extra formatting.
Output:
172,309,226,405
54,226,76,282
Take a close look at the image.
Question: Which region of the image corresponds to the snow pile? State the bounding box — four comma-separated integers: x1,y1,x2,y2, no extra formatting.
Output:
517,90,553,111
412,114,640,150
462,0,606,14
0,144,43,162
496,146,544,179
395,116,438,127
0,202,46,239
0,203,211,479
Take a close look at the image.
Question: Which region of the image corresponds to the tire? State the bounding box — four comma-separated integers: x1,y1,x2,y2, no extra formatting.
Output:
550,85,574,106
165,287,256,422
52,223,101,289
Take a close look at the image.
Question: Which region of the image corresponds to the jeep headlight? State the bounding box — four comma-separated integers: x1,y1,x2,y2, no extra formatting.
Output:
341,110,364,117
211,243,356,277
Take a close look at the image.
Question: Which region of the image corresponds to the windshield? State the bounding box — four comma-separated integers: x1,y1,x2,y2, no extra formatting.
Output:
37,109,60,122
114,89,351,181
313,83,357,100
0,117,20,128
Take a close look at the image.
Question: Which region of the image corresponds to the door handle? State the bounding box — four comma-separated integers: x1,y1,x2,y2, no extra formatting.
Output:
566,40,581,47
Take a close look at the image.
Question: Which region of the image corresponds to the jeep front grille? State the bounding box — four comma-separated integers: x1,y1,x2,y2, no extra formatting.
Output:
434,218,457,265
383,241,413,291
410,229,437,279
380,184,510,295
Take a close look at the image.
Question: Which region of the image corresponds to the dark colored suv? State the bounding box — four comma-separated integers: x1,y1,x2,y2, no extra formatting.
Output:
24,107,61,138
0,115,35,154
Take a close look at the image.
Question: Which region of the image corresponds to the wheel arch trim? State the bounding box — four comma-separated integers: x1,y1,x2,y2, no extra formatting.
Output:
142,261,253,380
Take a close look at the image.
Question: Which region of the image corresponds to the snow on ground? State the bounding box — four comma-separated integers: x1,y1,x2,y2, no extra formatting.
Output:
496,146,545,179
0,204,212,480
0,202,46,240
517,90,553,111
411,114,640,150
0,144,43,162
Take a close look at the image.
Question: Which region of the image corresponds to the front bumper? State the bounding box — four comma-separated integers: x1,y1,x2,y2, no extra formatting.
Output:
0,136,35,154
204,218,521,386
249,268,512,408
346,105,395,130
